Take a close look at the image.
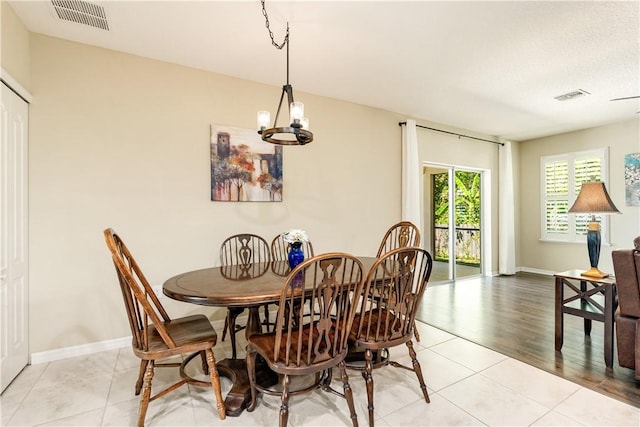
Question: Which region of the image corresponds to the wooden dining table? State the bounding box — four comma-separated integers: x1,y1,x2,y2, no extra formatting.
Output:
163,257,376,416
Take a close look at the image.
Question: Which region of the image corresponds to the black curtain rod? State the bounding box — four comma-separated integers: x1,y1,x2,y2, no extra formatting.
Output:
399,121,504,146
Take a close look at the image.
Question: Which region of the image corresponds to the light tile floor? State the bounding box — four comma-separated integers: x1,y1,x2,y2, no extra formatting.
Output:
2,322,639,426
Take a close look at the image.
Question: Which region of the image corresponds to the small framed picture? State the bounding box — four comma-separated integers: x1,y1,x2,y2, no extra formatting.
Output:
625,153,640,206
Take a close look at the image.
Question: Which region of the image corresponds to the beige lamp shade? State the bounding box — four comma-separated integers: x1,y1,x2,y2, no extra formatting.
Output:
568,181,621,214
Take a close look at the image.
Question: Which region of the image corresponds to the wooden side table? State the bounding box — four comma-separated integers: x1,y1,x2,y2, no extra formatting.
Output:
554,270,617,367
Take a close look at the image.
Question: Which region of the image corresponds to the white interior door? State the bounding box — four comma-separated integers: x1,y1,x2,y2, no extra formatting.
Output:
1,81,29,392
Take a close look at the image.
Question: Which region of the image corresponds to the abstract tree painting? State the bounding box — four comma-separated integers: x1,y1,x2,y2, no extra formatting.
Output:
211,124,283,202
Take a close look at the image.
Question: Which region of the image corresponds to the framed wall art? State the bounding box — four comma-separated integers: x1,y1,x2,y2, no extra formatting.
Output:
210,124,283,202
625,152,640,206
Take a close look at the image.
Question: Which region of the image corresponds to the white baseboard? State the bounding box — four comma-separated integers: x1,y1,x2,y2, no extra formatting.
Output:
30,336,131,365
518,266,554,276
29,319,228,365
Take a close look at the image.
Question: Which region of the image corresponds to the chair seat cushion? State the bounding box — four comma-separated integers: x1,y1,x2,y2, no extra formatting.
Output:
135,314,218,359
248,321,344,374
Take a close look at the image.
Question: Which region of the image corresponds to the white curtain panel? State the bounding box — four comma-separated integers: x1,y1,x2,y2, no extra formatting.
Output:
499,140,516,274
401,119,422,241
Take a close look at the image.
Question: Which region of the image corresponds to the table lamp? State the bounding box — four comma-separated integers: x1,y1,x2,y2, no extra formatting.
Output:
568,180,620,278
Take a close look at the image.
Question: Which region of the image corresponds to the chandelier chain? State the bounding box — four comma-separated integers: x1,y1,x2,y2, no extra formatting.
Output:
261,0,288,50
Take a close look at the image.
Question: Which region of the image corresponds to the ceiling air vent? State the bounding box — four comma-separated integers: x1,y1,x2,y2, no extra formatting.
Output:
554,89,590,102
50,0,109,31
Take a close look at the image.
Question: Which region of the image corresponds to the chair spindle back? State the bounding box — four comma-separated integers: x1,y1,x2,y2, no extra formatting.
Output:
353,247,433,346
104,228,175,351
273,253,364,368
376,221,421,257
220,233,270,266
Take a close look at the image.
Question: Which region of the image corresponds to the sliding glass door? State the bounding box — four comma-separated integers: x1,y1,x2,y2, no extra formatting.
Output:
425,165,482,281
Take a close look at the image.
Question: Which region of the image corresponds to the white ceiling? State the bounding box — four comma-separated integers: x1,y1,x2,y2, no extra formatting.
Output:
8,0,640,141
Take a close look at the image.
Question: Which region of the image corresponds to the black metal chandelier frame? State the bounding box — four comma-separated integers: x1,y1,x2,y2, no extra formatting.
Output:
257,2,313,146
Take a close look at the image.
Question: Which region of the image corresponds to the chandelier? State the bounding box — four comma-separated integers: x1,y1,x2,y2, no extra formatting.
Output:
256,1,313,146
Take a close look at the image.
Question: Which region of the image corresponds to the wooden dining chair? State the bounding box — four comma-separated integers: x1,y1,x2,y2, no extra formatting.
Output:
349,247,433,427
219,233,271,359
376,221,421,257
246,253,365,427
104,228,225,426
375,221,422,341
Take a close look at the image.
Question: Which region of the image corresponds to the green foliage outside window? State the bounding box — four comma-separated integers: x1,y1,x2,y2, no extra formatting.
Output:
433,171,481,227
433,171,481,265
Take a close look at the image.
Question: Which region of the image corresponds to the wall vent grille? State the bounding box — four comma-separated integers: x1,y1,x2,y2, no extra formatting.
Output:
50,0,109,31
554,89,590,101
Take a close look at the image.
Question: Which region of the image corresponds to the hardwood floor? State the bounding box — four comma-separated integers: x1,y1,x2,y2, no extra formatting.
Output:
416,272,640,408
429,260,481,282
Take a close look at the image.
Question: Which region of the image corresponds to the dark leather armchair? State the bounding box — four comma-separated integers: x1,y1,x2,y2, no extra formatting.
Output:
612,236,640,378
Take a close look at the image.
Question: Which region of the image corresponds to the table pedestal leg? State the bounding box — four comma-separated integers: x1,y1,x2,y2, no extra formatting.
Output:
216,306,278,416
246,306,262,338
216,357,278,417
217,358,250,417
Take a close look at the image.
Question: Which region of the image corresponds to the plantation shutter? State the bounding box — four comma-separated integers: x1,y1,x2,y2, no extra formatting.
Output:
544,160,569,235
574,155,603,235
540,148,608,242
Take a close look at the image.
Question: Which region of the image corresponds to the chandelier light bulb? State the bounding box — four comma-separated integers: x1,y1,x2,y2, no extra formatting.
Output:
290,102,304,124
257,110,271,131
300,117,309,130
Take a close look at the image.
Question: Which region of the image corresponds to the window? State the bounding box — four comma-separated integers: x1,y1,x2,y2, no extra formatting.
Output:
540,148,610,243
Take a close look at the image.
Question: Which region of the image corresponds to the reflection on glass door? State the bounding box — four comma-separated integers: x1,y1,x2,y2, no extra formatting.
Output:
452,169,482,279
431,169,453,281
427,167,482,281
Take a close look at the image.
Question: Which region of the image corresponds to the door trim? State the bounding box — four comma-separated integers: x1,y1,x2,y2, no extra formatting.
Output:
1,71,31,391
1,69,32,103
424,161,491,279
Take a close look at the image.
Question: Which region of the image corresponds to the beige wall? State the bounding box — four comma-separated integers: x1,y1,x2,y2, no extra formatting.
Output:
519,119,640,274
27,34,410,352
1,1,31,89
26,32,507,353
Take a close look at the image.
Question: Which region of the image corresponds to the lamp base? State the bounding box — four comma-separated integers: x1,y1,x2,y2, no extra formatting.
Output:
581,267,610,278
